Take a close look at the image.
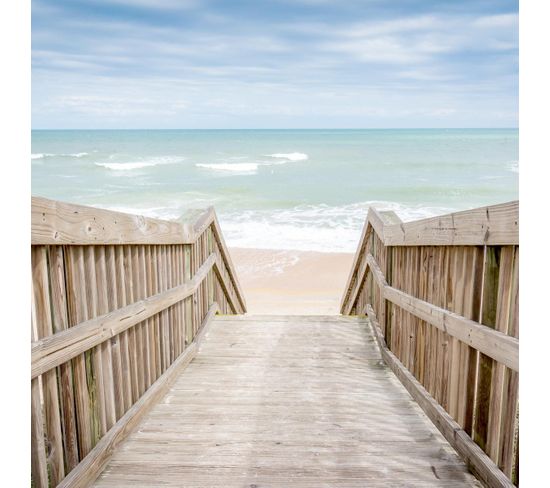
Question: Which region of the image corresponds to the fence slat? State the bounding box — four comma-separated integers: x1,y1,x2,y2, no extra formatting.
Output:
49,245,80,471
65,246,94,458
32,246,66,485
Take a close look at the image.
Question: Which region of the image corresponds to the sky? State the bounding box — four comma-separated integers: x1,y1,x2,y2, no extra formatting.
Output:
31,0,518,129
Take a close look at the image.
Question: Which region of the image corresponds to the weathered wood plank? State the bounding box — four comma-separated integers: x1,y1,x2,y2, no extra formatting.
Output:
58,303,219,488
367,307,513,488
383,201,518,246
49,245,80,470
32,254,217,378
93,315,480,488
31,294,49,488
31,246,65,485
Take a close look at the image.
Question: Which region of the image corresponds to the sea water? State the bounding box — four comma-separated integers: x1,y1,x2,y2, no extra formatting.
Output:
31,129,518,252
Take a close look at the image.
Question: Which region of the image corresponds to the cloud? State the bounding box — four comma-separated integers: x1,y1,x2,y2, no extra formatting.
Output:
31,0,518,128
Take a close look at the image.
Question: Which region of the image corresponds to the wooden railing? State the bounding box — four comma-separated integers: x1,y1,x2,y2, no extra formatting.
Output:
341,201,519,488
31,197,246,487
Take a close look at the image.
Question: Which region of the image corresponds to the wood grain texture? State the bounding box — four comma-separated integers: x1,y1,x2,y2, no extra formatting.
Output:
93,315,481,487
31,254,217,378
32,196,188,245
367,307,513,488
58,304,219,488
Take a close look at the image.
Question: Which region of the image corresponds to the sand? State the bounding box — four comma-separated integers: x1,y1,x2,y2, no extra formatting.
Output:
229,248,354,315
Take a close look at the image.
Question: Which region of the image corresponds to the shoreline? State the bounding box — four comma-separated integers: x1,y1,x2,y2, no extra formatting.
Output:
228,247,354,315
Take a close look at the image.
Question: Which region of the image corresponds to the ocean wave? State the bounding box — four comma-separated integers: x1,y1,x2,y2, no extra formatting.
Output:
219,201,455,253
96,156,183,171
31,152,89,159
196,162,259,173
508,160,519,173
266,152,308,162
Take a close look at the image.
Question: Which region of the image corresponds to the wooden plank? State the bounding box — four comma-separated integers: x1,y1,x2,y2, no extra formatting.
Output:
65,246,94,458
150,246,162,378
93,313,480,488
49,245,80,470
474,246,501,453
209,213,247,312
184,244,193,345
138,246,152,389
382,285,518,372
358,251,518,372
31,294,49,488
31,246,65,485
382,201,518,246
32,254,217,378
32,197,247,315
84,246,107,440
105,245,125,420
58,303,219,488
32,196,188,245
122,245,139,405
367,306,513,488
487,247,515,462
115,245,132,413
498,248,519,480
95,246,117,430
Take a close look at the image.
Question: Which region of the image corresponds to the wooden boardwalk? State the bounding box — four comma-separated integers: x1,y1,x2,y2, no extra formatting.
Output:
94,315,481,487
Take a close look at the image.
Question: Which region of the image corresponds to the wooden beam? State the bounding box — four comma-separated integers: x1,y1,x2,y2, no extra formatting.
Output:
212,256,239,314
32,196,188,245
210,212,247,312
383,201,518,246
366,305,514,488
56,303,219,488
340,219,372,312
344,251,518,372
32,196,247,313
31,254,216,378
383,285,518,372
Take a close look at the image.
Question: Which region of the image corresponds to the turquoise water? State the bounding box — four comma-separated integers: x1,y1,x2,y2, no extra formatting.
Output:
32,129,518,252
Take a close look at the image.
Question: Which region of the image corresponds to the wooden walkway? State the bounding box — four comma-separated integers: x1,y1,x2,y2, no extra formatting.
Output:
93,315,481,487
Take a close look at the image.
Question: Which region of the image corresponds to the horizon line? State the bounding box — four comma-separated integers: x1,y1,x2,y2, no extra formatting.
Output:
31,127,519,131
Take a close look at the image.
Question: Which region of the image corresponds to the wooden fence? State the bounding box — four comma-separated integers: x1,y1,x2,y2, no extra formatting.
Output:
31,197,246,487
341,201,519,488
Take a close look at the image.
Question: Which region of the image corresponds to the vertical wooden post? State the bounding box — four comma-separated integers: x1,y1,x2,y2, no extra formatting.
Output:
31,246,65,485
65,246,94,458
474,245,501,453
184,244,193,345
31,282,50,488
95,246,117,431
49,245,80,471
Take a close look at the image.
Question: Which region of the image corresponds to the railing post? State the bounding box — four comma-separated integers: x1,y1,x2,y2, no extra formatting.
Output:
184,244,193,345
207,227,214,308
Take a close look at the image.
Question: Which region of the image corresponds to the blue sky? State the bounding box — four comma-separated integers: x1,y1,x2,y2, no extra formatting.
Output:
32,0,518,128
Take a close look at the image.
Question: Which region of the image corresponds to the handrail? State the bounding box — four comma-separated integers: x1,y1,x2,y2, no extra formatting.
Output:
349,252,518,371
31,253,217,378
341,201,519,313
31,195,246,311
30,196,246,488
341,200,520,487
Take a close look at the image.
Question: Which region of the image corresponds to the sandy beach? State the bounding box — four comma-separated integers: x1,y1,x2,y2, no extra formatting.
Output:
229,248,354,315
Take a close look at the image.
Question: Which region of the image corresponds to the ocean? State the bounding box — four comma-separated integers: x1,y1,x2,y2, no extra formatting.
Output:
31,129,518,253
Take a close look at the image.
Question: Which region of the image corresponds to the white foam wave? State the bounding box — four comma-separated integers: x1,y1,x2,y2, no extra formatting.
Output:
87,199,458,253
96,156,183,171
266,152,308,162
31,153,54,159
32,152,89,159
196,163,259,173
219,201,456,253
